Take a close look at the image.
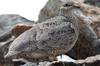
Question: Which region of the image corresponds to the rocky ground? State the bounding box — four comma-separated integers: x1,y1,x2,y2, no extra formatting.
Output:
0,0,100,66
47,54,100,66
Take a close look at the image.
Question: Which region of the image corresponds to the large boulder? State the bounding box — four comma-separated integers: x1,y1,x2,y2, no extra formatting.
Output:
38,0,61,23
0,14,33,42
0,14,33,35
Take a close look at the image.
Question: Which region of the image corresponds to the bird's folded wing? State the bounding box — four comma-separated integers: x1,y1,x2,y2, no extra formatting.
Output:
5,27,38,57
36,17,75,49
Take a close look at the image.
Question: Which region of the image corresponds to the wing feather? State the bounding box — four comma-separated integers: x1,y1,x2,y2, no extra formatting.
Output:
5,27,37,57
36,16,76,49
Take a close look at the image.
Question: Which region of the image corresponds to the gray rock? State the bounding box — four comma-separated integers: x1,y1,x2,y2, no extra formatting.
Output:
38,0,61,22
47,54,100,66
84,0,100,7
0,14,34,35
0,31,12,42
0,14,34,42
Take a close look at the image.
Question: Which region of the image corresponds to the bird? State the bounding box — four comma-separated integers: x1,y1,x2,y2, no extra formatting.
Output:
4,0,79,62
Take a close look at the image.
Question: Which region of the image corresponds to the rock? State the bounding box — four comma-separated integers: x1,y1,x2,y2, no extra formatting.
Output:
91,21,100,39
38,0,100,59
0,31,12,42
11,24,32,38
39,0,100,22
38,0,61,22
84,0,100,7
47,61,100,66
0,14,33,35
0,14,34,42
75,54,100,63
80,4,100,21
47,54,100,66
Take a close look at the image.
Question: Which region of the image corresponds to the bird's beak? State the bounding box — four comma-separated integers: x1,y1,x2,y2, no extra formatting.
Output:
73,5,80,8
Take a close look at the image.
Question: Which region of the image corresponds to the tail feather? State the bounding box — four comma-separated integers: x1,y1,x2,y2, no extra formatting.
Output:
4,51,19,58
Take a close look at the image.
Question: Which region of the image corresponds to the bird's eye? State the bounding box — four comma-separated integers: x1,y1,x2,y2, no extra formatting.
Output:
63,4,70,7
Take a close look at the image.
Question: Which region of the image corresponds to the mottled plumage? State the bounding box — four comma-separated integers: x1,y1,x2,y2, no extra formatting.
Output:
5,0,79,62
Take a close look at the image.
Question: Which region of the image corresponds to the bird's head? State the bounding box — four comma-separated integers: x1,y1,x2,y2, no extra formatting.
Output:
60,0,81,14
